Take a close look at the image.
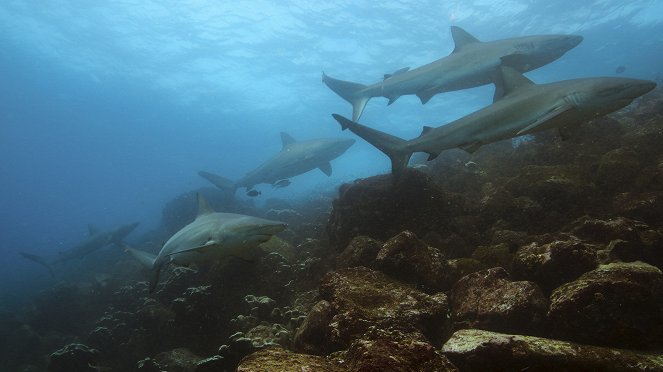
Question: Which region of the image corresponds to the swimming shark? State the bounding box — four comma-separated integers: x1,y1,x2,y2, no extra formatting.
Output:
124,193,287,292
199,132,355,195
19,221,139,276
332,67,656,176
323,26,583,121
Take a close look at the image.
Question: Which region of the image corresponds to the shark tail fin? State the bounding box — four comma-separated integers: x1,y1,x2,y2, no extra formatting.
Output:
19,252,55,277
332,114,411,177
198,171,238,196
323,72,371,121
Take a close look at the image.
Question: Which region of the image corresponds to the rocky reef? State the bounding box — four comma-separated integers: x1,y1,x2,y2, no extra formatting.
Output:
3,90,663,371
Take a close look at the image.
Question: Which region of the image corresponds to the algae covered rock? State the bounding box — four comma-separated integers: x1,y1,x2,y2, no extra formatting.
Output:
237,346,340,372
297,267,448,353
326,170,465,250
450,267,548,335
512,236,598,293
48,343,99,372
338,328,458,371
336,235,382,268
374,230,449,291
442,328,663,372
548,261,663,349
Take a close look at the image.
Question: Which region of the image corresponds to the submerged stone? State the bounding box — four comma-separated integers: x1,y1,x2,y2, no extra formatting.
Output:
548,261,663,349
442,329,663,372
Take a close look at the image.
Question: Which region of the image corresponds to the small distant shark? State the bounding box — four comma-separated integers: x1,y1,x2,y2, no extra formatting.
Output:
125,193,287,292
332,67,656,176
323,26,583,121
199,132,355,195
20,222,139,277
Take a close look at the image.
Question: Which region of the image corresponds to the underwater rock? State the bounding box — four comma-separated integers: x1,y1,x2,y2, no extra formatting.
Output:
470,243,514,272
136,357,164,372
336,235,382,268
193,355,225,371
594,148,642,193
48,343,99,372
244,295,277,320
450,267,548,335
153,348,202,372
237,346,340,372
337,328,458,371
569,216,646,243
512,236,599,293
442,328,663,372
443,258,483,290
478,183,545,232
327,170,466,250
314,266,449,351
548,261,663,349
293,300,335,354
374,230,449,292
504,165,594,221
613,191,663,226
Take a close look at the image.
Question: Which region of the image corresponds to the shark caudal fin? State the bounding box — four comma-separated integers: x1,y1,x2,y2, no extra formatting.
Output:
332,114,412,176
19,252,55,277
198,171,238,196
323,72,370,121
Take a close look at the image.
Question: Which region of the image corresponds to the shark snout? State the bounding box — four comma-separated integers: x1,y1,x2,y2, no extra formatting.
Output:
566,35,583,48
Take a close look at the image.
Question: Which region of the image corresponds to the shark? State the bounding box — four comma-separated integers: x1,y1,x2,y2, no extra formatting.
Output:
332,67,656,176
323,26,583,121
124,193,287,292
20,221,139,277
199,132,355,195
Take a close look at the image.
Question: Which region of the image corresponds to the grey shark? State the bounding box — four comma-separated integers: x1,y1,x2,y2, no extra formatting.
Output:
323,26,583,121
199,132,355,194
20,221,139,276
125,193,286,292
332,67,656,176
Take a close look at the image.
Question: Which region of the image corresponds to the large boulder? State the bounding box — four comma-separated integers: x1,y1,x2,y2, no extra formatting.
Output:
548,261,663,349
374,230,449,291
326,170,467,250
512,235,599,293
295,267,448,353
442,329,663,372
337,328,458,371
237,347,339,372
48,343,99,372
449,267,548,335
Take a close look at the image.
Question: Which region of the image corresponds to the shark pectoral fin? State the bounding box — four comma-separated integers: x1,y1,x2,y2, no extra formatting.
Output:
459,142,483,154
123,245,157,269
318,162,333,176
387,96,400,105
416,89,437,104
166,244,214,257
516,105,575,136
149,265,162,293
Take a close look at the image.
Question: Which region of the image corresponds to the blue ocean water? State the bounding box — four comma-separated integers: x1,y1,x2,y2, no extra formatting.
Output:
0,1,661,306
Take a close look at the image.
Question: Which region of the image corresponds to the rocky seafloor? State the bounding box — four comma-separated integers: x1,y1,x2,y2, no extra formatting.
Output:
4,89,663,371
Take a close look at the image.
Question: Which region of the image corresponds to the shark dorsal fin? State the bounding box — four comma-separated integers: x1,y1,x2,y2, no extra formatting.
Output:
494,66,535,101
451,26,480,53
280,132,296,149
419,126,434,137
196,193,215,217
88,224,100,236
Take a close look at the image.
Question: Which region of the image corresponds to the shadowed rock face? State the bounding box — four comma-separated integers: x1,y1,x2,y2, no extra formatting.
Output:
449,267,549,336
548,261,663,349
